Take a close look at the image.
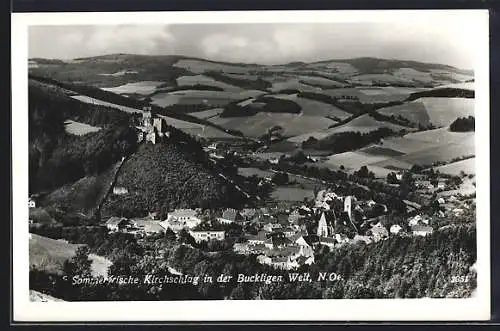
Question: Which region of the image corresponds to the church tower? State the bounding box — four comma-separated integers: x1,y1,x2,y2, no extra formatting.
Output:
317,212,329,237
344,196,352,221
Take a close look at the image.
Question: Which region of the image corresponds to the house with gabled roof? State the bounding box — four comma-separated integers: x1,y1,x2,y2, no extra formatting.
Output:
217,208,241,224
105,217,134,232
411,224,433,237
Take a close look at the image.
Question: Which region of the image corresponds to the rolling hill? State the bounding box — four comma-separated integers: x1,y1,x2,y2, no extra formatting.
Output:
29,54,475,181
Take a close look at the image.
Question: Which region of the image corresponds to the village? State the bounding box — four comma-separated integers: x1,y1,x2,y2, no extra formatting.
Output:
28,108,475,272
58,177,472,272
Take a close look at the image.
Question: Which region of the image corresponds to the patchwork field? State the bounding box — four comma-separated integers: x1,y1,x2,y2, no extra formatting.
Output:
322,87,427,104
419,97,475,126
189,108,224,119
392,68,433,83
70,95,142,113
324,114,412,135
377,101,432,126
435,82,474,91
151,90,264,108
348,73,414,86
434,157,475,176
308,61,359,76
268,78,323,93
101,81,165,95
271,187,315,201
211,112,336,138
29,233,112,277
270,94,351,118
64,120,101,136
176,74,243,91
297,75,345,88
313,127,475,176
158,114,240,139
173,59,255,74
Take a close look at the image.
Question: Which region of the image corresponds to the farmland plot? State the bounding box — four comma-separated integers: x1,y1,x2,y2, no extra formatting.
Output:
64,120,101,136
419,97,475,126
377,100,432,126
173,59,254,74
70,95,142,113
101,81,165,95
157,115,240,139
211,112,336,138
29,234,112,277
325,114,412,135
392,68,433,83
271,187,315,201
434,158,475,176
151,90,264,108
297,75,346,88
271,94,351,118
176,74,243,91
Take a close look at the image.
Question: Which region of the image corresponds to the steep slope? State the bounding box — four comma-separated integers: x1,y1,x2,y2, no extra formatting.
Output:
101,141,247,218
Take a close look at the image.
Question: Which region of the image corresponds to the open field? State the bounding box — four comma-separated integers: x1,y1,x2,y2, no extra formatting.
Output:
434,157,475,176
211,112,336,138
101,81,165,95
324,151,389,170
419,97,475,126
297,75,345,88
270,94,351,118
324,114,412,135
158,114,240,139
70,95,142,113
377,101,431,126
271,187,315,201
268,78,323,93
238,167,274,178
322,87,427,103
173,59,255,74
435,82,474,91
64,120,101,136
151,90,264,108
176,74,243,91
189,108,224,119
349,73,414,86
392,68,433,83
29,233,111,277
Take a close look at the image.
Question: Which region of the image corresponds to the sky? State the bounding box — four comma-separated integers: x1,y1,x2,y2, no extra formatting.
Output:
29,21,478,69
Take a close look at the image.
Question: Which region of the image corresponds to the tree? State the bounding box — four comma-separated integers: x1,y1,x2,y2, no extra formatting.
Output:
387,172,399,184
271,172,289,185
355,166,370,178
63,245,93,278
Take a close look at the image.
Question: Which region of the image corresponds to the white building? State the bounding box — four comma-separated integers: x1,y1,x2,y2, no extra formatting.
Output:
28,198,36,208
411,225,433,237
159,209,202,233
189,230,225,243
390,224,403,235
113,186,128,195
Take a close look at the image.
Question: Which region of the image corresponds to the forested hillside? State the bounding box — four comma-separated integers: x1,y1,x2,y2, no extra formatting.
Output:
101,141,247,218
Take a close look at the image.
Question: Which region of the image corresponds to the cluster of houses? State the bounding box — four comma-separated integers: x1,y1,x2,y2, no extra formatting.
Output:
105,208,226,242
101,183,474,272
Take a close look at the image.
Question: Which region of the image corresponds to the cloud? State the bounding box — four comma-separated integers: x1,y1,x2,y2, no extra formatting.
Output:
29,21,477,68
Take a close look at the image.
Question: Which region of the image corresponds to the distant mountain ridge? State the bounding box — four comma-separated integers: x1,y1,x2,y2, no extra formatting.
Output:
29,53,472,73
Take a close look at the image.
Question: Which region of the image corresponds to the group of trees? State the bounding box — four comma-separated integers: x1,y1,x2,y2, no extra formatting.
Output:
31,221,477,301
450,116,475,132
301,128,396,153
204,71,272,91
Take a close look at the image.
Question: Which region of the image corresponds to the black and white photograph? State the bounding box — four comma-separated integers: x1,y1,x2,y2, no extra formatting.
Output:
12,10,490,321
